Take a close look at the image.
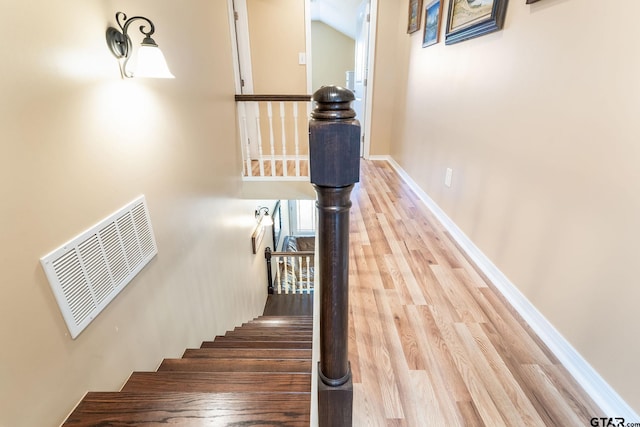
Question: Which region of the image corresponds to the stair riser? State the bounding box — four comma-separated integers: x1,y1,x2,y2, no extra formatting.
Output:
229,327,313,333
201,340,311,349
182,348,312,359
221,333,312,340
158,358,312,373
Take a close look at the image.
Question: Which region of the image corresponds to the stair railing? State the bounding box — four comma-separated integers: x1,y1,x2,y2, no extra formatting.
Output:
235,94,312,179
309,86,360,427
264,247,315,295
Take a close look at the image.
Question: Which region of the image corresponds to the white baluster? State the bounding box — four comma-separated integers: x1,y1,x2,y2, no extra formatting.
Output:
301,256,306,294
267,102,276,176
238,103,252,177
293,102,300,177
305,255,311,294
275,255,281,294
254,102,265,177
294,256,300,294
280,102,287,177
281,255,287,294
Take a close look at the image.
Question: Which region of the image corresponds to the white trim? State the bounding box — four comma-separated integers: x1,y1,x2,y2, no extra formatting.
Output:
243,176,309,183
227,0,242,93
380,155,639,420
367,155,390,161
362,0,377,160
246,154,309,161
230,0,254,94
304,0,313,95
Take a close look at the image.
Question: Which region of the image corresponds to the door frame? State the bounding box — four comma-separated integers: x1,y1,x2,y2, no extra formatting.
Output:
361,0,377,159
228,0,254,94
228,0,377,158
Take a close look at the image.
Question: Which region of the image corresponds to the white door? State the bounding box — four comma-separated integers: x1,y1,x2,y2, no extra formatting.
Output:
353,0,370,156
231,0,260,159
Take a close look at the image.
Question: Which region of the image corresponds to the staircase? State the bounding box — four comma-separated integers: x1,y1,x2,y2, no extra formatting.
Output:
63,85,356,426
63,315,313,426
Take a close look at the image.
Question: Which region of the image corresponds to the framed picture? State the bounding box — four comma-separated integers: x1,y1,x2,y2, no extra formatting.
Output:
407,0,424,34
251,222,266,254
423,1,443,47
271,200,282,250
445,0,509,45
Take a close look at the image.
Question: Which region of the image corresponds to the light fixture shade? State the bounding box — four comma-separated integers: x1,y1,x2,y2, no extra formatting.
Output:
261,214,274,227
134,45,175,79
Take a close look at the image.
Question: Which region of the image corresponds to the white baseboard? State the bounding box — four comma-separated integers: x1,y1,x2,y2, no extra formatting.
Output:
378,155,638,420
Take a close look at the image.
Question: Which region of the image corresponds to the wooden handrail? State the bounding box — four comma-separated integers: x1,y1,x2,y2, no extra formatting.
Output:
235,94,312,102
309,86,359,427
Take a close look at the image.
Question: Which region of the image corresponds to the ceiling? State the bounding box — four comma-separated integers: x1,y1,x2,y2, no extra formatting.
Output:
310,0,361,39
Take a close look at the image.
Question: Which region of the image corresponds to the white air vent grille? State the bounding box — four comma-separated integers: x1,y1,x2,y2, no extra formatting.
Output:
40,196,157,339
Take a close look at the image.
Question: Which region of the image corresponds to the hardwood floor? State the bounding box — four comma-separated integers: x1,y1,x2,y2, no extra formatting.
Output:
248,159,309,177
347,160,601,426
264,294,314,316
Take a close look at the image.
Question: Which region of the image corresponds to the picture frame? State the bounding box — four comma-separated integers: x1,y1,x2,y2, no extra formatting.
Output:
251,222,266,254
271,200,282,251
407,0,424,34
445,0,509,45
422,1,443,48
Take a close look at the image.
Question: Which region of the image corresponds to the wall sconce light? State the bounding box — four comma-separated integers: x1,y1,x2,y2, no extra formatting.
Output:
255,207,274,226
106,12,175,79
252,206,273,254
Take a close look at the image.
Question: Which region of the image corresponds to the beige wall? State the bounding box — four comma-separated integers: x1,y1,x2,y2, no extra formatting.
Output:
311,21,355,92
368,0,411,156
247,0,307,94
0,1,270,425
385,0,640,410
243,0,310,157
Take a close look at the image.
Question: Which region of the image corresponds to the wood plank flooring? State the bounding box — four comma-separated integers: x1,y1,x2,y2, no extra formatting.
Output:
348,160,601,426
264,293,314,316
248,159,309,177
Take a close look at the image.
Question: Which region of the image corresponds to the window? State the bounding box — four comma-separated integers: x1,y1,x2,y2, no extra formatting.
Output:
290,199,316,236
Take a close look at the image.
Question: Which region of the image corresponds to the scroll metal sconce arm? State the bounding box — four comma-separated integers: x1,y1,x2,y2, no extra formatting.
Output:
106,12,173,79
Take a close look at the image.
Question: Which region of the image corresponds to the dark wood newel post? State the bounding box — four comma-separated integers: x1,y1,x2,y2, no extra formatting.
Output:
309,86,360,427
264,247,274,294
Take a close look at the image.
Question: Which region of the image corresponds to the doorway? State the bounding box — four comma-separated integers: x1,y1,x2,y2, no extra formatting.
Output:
229,0,377,158
309,0,377,158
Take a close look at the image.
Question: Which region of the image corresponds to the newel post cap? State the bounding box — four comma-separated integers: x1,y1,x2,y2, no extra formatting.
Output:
309,85,360,187
312,86,356,120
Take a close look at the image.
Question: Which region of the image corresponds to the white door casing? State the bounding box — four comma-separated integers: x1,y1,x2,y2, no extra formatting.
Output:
353,0,370,156
361,0,377,159
230,0,260,159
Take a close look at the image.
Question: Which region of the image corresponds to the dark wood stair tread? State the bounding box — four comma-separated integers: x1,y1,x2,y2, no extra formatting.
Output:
63,392,310,426
221,331,312,340
253,315,313,319
250,316,313,324
158,357,312,373
246,322,312,329
201,338,311,349
122,371,311,393
65,313,315,425
228,327,312,334
182,347,312,359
